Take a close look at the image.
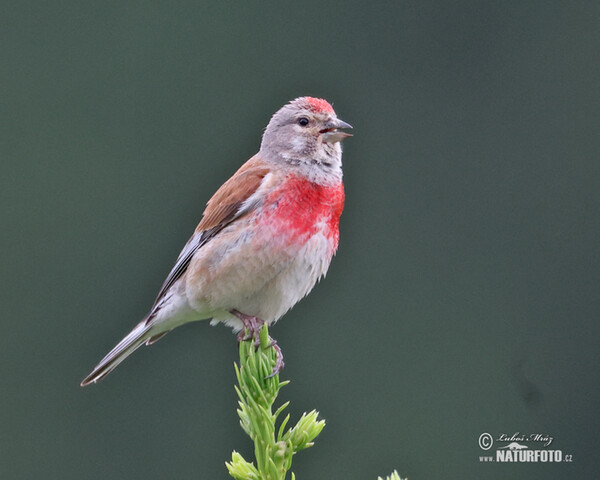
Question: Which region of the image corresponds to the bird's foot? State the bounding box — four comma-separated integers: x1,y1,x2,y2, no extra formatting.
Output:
231,310,284,377
232,310,264,345
266,338,285,378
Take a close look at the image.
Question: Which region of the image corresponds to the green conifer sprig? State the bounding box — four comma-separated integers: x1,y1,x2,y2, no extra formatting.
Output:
377,470,405,480
226,325,325,480
225,324,404,480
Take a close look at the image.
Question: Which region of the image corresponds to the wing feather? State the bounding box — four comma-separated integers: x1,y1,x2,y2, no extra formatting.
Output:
146,156,271,319
196,156,270,232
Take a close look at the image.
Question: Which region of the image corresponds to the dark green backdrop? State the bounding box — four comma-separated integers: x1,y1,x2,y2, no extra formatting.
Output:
2,1,598,478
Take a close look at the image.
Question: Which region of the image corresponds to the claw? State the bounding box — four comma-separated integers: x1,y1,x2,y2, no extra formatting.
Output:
231,309,285,377
266,340,285,378
232,310,264,344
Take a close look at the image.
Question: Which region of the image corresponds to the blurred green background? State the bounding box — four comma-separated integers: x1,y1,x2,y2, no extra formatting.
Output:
2,1,598,478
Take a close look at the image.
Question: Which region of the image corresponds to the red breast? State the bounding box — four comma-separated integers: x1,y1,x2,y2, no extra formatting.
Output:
263,174,345,250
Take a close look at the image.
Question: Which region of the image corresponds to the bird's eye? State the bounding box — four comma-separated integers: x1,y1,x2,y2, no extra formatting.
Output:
297,117,309,127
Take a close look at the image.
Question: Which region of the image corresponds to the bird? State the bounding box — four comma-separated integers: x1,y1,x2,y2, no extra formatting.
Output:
81,96,352,386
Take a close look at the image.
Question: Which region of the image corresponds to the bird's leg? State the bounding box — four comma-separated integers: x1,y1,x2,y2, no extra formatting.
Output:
231,310,285,376
231,310,264,344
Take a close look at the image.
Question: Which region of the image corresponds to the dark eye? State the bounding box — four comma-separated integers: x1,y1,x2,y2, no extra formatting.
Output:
297,117,309,126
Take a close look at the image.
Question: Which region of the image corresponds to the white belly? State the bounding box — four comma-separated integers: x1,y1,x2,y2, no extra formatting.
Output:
184,217,336,330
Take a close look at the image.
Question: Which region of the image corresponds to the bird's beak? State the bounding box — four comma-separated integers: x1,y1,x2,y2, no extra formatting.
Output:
321,118,353,144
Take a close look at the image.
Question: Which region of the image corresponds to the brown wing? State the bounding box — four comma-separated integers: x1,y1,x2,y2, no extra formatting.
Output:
196,155,270,232
146,155,270,317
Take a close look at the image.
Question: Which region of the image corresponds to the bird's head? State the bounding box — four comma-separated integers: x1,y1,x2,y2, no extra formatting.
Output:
260,97,352,182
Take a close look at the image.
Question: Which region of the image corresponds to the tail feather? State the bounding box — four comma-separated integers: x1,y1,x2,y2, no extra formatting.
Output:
81,322,156,387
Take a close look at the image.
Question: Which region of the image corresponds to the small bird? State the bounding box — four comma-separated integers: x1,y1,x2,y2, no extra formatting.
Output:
81,97,352,386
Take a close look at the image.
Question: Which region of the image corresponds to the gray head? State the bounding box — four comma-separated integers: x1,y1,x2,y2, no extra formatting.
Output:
260,97,352,183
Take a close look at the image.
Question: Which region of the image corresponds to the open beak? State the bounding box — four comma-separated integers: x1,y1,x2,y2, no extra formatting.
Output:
321,118,353,144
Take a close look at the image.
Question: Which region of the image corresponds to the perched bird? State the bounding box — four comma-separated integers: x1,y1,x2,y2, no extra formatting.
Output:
81,97,352,386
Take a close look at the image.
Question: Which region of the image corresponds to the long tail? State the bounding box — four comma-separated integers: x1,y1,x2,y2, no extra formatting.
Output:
80,321,166,387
